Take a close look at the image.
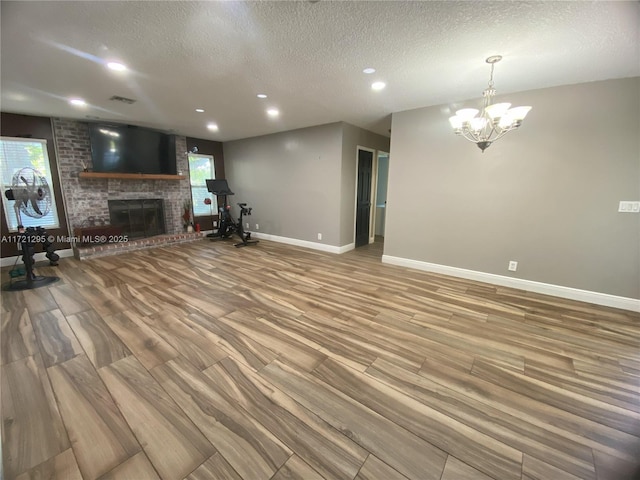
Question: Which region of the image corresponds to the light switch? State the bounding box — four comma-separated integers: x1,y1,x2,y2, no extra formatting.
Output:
618,201,640,213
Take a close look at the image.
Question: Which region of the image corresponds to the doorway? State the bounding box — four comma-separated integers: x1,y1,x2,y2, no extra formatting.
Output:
355,148,374,247
354,147,390,252
374,151,389,240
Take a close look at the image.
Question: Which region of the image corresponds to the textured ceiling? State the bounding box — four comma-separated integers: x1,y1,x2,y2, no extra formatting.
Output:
1,1,638,141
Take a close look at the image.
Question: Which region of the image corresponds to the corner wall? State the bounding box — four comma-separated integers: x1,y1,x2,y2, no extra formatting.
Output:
385,77,640,300
222,122,390,249
223,123,344,246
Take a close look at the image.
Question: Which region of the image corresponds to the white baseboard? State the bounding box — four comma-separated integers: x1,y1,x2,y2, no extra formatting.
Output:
1,249,75,268
251,232,354,255
382,255,640,313
337,242,355,254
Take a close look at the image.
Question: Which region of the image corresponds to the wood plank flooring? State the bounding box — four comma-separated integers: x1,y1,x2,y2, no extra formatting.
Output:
1,239,639,480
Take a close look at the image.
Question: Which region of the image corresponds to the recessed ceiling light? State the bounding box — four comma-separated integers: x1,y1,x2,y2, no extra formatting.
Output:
371,81,386,91
207,123,219,131
69,98,87,107
363,67,376,74
257,94,267,99
106,62,127,72
267,108,279,117
195,108,205,113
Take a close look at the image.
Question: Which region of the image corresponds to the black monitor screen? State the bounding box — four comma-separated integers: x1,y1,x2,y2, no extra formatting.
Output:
206,179,234,195
88,124,175,174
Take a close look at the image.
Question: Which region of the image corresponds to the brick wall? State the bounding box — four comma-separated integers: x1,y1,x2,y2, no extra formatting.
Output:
53,119,191,235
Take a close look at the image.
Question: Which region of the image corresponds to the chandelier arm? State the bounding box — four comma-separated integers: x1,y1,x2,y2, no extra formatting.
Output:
459,134,482,144
460,129,481,142
489,128,512,142
483,122,498,141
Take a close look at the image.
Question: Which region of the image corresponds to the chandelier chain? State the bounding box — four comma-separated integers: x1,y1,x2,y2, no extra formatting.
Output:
488,61,496,89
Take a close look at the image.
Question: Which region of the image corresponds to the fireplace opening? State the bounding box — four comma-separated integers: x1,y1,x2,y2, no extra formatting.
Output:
108,199,165,239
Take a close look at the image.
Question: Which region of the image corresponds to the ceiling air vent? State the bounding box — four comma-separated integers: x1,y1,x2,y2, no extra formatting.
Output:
109,95,136,104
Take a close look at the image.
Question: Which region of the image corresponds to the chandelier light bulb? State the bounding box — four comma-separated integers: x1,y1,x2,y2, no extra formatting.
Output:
470,117,487,132
498,115,514,128
449,55,532,152
484,102,511,119
506,106,532,121
455,108,479,121
448,116,463,129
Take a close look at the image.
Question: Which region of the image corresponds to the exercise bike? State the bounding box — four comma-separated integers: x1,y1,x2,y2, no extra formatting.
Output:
205,179,258,248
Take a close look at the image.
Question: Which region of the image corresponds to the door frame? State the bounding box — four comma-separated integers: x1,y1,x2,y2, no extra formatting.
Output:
374,150,389,238
353,146,377,246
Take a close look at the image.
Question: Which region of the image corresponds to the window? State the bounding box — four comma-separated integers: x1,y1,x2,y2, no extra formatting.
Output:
188,153,216,217
0,137,60,232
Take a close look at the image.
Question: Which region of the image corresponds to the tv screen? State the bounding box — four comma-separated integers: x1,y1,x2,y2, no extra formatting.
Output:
88,124,176,174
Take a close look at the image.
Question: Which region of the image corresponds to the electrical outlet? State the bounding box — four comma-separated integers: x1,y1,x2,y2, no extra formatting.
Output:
508,261,518,272
213,220,217,227
317,233,322,240
255,224,259,230
246,222,250,229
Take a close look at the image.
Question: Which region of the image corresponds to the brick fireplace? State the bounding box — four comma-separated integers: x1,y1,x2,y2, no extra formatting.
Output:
53,118,203,259
53,118,191,236
108,198,165,238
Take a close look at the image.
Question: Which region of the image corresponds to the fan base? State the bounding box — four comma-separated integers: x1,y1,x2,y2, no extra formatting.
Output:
3,275,60,291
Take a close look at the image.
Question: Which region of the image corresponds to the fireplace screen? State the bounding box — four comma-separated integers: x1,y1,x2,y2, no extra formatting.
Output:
108,199,165,239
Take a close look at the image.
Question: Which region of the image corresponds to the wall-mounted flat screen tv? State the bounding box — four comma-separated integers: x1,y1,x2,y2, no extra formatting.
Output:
88,124,176,174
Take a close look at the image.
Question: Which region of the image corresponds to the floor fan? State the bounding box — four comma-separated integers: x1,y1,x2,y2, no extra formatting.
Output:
3,167,60,290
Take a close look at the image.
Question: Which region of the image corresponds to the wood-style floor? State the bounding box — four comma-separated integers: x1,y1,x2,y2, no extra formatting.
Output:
1,238,639,480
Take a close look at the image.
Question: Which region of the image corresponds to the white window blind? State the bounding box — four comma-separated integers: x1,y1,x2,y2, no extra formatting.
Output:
188,153,216,217
0,137,60,232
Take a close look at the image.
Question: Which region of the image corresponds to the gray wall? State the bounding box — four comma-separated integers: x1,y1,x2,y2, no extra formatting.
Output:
223,123,344,245
223,122,390,248
385,77,640,299
340,123,391,245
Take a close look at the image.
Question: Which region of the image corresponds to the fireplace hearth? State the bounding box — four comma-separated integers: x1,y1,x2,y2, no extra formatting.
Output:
108,199,165,239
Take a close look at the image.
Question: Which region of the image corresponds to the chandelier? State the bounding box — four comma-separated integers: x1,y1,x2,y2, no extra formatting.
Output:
449,55,531,152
